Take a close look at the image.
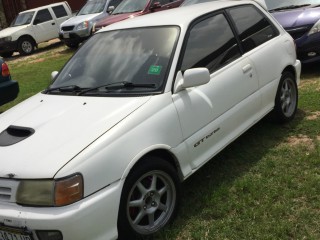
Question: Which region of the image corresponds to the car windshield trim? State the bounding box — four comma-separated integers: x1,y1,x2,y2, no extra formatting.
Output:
50,26,180,97
269,4,310,12
78,81,157,95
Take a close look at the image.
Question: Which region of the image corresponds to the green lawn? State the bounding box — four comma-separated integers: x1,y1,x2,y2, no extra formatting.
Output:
1,47,319,239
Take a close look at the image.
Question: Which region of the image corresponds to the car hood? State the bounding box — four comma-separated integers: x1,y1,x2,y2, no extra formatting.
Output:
0,25,27,38
0,93,150,179
271,6,320,28
61,13,102,26
95,12,143,28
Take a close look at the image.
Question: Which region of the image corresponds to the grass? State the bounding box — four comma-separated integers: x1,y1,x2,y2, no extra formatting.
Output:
1,45,319,239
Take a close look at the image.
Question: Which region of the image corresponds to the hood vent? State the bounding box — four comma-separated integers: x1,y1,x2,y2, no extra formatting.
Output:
0,125,35,146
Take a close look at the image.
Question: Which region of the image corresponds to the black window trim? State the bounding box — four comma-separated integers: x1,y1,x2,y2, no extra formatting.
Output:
173,9,241,93
225,4,280,54
172,4,280,93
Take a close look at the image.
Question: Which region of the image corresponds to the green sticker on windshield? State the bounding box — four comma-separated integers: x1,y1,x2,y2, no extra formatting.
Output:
148,65,162,75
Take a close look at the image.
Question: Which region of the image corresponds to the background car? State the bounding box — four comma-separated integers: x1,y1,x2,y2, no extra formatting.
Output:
266,0,320,63
59,0,123,48
0,1,300,240
0,2,72,57
93,0,184,31
0,58,19,106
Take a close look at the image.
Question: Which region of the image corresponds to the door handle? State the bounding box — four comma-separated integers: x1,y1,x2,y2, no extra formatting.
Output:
242,64,252,74
52,22,56,25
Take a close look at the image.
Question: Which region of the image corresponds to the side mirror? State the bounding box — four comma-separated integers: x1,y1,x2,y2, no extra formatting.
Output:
173,68,210,93
33,18,41,25
51,71,59,81
107,6,115,13
150,2,161,10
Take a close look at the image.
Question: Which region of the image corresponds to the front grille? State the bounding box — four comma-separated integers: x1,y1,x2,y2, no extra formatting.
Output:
62,26,74,31
0,179,19,203
286,25,312,40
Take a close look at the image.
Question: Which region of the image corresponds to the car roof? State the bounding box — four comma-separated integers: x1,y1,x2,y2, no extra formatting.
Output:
100,0,262,32
20,1,67,13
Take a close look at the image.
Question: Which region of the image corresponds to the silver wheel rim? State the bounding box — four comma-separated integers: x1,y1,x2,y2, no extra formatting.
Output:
126,170,176,235
21,41,32,53
280,77,297,117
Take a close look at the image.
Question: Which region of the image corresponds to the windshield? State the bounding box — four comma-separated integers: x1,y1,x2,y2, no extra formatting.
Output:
112,0,147,14
266,0,320,11
50,26,179,95
11,12,34,27
78,0,107,15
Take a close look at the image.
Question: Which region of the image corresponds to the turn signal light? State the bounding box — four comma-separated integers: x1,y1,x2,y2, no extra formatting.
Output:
55,174,84,206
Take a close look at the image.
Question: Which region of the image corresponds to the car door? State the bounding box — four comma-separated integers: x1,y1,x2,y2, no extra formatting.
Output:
51,4,71,26
172,12,261,169
32,8,58,43
226,5,283,112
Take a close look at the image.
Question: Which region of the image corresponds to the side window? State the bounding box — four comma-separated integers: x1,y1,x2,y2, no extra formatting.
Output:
109,0,122,9
34,9,53,24
228,5,279,53
52,5,68,18
181,13,241,73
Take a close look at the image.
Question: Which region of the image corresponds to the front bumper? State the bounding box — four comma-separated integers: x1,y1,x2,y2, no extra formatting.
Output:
59,28,91,44
0,180,122,240
0,80,19,106
0,41,17,54
295,32,320,64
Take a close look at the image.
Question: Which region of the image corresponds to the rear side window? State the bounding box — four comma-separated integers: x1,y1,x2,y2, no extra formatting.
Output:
227,5,278,53
52,5,68,18
181,13,241,73
35,9,53,23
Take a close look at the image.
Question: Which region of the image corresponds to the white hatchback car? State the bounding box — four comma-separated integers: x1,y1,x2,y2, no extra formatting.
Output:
0,1,300,240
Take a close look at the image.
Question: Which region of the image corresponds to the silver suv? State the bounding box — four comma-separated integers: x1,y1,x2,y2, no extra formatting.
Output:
59,0,122,48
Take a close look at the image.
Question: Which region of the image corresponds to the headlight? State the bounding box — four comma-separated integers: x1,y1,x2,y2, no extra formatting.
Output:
76,21,89,30
308,19,320,36
16,174,83,207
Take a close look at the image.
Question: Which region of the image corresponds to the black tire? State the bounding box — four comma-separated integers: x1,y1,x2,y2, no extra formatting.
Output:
18,37,35,55
118,156,180,240
65,42,79,49
272,71,298,123
1,51,14,58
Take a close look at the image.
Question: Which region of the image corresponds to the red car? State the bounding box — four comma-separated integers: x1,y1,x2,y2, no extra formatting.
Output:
94,0,184,31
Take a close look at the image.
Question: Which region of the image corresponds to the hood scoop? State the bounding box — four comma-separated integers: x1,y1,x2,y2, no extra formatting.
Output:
0,125,35,146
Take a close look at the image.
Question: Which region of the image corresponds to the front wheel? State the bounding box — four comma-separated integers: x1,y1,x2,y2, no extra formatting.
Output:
118,156,180,239
272,71,298,123
18,37,35,55
65,42,79,49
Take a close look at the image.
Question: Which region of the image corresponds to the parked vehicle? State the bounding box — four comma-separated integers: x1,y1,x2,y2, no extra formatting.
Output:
0,1,300,239
0,58,18,106
266,0,320,63
181,0,267,8
59,0,122,48
0,2,72,57
93,0,184,31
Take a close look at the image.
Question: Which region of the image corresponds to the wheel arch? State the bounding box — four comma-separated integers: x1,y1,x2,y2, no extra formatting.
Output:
282,65,298,83
17,34,36,45
122,147,184,182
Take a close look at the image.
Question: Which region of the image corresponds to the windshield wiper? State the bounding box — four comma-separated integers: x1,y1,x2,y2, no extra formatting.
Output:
269,4,310,12
44,85,84,94
78,81,156,95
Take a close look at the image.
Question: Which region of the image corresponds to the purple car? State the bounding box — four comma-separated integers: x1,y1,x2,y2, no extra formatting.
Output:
266,0,320,63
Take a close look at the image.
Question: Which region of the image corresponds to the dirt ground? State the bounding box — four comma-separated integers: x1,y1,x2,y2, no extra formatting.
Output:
5,38,71,64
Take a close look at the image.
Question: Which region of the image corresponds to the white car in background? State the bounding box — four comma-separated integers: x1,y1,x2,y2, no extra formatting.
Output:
0,1,300,239
0,2,72,57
